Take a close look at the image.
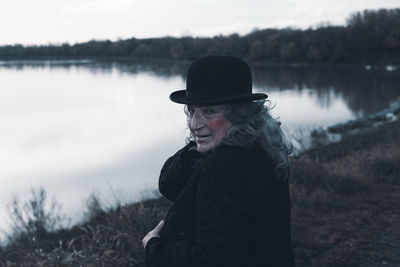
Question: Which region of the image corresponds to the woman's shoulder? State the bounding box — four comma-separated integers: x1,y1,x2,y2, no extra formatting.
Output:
212,143,272,168
197,144,275,183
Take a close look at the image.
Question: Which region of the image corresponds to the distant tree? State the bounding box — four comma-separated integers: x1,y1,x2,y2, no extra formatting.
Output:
0,8,399,64
250,40,263,60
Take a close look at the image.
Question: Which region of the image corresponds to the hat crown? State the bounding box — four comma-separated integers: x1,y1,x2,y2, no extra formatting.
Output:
186,55,252,100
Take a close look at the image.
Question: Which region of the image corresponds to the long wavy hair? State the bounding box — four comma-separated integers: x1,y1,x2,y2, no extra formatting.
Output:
185,100,292,180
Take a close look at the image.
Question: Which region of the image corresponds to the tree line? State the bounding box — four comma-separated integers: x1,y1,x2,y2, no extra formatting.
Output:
1,9,399,64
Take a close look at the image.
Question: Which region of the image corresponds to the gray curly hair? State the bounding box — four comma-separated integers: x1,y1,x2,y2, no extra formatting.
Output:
185,100,292,180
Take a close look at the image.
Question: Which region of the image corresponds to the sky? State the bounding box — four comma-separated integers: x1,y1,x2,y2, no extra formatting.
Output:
0,0,399,45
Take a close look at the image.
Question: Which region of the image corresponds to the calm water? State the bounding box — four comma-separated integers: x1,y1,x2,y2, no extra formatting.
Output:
0,59,399,235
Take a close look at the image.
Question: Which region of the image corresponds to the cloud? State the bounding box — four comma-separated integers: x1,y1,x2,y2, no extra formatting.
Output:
0,0,399,44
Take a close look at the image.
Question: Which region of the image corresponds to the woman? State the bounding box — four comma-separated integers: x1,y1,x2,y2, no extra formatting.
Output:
143,55,295,267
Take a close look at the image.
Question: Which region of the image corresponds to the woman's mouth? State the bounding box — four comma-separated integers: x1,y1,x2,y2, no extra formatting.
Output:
195,134,212,141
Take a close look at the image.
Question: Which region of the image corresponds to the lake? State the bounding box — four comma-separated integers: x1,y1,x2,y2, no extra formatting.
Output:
0,59,399,236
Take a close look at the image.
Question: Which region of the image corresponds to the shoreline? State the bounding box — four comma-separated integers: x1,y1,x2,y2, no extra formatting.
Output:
1,56,400,69
305,97,400,152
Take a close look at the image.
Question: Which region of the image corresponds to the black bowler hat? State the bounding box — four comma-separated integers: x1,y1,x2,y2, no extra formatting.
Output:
169,55,268,105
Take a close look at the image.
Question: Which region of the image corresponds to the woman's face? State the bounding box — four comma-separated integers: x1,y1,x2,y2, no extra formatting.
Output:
187,105,232,152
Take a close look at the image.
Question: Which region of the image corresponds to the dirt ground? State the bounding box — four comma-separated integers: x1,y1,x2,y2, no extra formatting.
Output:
309,192,400,267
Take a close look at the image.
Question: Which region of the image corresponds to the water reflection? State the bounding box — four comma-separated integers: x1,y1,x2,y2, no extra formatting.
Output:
251,64,400,116
2,59,399,117
0,59,189,79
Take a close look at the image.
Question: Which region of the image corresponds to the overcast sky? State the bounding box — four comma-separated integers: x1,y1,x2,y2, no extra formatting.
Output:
0,0,399,45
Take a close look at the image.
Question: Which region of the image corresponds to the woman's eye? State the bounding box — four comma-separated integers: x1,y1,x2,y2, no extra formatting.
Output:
187,106,195,115
203,108,216,115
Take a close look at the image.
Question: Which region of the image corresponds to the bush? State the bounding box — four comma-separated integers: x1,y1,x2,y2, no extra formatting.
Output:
6,188,65,242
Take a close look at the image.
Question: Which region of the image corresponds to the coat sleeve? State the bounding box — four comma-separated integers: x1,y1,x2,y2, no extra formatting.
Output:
147,157,255,267
159,141,201,201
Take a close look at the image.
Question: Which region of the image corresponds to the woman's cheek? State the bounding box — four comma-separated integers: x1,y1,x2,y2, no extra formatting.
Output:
208,118,223,130
207,118,227,130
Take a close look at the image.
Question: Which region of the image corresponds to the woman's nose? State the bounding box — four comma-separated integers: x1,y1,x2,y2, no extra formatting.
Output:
189,111,204,130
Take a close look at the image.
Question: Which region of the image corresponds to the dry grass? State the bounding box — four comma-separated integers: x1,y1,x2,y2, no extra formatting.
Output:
0,197,170,266
290,120,400,267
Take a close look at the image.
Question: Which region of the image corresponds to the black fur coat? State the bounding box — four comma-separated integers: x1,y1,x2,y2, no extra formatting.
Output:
146,142,295,267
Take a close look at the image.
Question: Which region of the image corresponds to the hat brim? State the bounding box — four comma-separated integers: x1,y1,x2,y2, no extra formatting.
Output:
169,90,268,105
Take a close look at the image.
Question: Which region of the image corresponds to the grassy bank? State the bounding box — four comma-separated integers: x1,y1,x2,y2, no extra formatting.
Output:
1,120,399,266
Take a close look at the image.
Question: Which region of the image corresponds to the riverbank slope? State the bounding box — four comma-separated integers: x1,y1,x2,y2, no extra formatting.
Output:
1,120,399,266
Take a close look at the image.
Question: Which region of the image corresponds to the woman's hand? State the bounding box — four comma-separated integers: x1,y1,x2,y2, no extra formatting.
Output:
142,220,165,248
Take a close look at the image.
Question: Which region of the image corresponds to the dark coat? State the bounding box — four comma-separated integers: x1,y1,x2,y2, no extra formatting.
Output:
146,142,295,267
